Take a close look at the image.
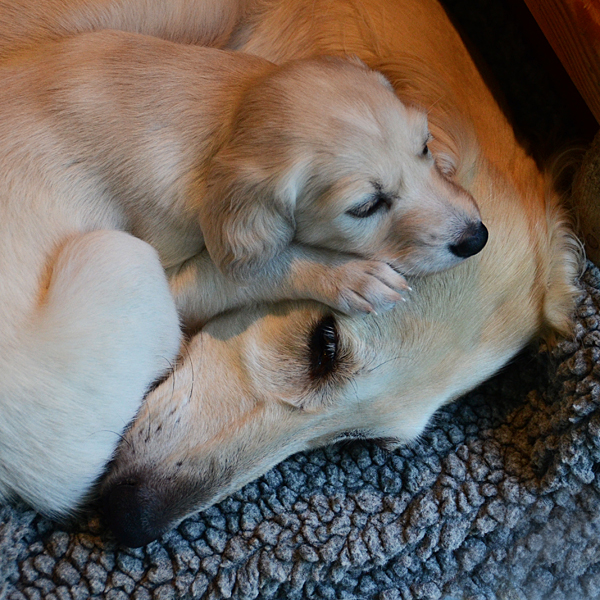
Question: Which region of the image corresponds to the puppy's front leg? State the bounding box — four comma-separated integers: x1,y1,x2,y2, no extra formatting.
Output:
285,249,411,316
170,245,409,328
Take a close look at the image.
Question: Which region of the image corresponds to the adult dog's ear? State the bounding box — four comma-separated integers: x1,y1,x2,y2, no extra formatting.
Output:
200,155,297,281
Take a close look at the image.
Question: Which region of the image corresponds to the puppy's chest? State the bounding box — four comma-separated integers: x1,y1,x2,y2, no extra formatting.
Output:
110,171,210,269
130,214,205,269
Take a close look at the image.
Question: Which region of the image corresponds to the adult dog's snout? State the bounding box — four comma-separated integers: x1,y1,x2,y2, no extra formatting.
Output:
102,479,169,547
449,221,488,258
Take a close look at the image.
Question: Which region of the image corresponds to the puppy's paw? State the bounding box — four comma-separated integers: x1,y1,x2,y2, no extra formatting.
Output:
328,260,410,315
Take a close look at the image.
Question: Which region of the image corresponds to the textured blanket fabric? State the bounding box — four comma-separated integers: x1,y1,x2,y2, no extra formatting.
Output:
1,263,600,600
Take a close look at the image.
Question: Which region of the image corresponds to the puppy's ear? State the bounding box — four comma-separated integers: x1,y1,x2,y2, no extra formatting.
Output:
342,55,395,91
200,157,297,281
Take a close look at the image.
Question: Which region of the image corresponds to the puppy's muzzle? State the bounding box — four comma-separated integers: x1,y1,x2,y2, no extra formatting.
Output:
449,221,488,258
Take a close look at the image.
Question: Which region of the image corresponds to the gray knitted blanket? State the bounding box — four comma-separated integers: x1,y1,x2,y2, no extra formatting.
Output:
1,262,599,599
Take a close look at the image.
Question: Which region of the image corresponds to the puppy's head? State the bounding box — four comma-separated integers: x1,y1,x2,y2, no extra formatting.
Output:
201,57,486,279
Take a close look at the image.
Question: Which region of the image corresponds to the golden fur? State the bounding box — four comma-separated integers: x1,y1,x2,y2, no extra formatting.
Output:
0,0,582,546
0,0,494,516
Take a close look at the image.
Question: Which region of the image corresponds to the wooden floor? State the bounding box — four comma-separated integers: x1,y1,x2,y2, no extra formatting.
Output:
523,0,600,126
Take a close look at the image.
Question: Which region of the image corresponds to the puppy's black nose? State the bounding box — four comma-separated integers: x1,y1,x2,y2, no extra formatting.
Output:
449,221,488,258
101,480,167,547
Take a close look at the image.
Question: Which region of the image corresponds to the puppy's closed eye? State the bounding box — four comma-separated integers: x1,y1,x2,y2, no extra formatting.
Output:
346,191,392,219
421,133,433,157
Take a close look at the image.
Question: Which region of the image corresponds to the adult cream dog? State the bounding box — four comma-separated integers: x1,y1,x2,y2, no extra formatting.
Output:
0,0,579,546
0,13,488,517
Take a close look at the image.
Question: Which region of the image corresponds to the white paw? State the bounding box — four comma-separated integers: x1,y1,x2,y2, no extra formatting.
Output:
327,260,410,315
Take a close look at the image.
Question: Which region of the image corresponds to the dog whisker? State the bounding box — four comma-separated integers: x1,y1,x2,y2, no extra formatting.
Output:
183,342,196,407
367,354,407,374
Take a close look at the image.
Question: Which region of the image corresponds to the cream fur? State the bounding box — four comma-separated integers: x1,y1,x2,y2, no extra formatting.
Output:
0,0,581,543
102,0,582,546
0,6,490,516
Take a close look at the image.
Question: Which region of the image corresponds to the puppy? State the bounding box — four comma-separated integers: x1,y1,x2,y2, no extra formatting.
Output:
7,29,486,319
0,26,486,515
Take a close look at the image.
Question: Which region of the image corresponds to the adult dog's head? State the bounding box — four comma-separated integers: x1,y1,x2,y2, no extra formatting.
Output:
102,146,580,548
103,181,578,547
200,56,487,281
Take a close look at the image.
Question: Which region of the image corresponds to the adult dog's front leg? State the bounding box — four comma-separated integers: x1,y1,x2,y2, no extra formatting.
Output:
170,244,409,329
0,231,181,516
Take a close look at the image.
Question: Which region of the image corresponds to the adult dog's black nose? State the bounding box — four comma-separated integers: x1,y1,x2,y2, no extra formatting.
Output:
449,221,488,258
101,480,168,547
